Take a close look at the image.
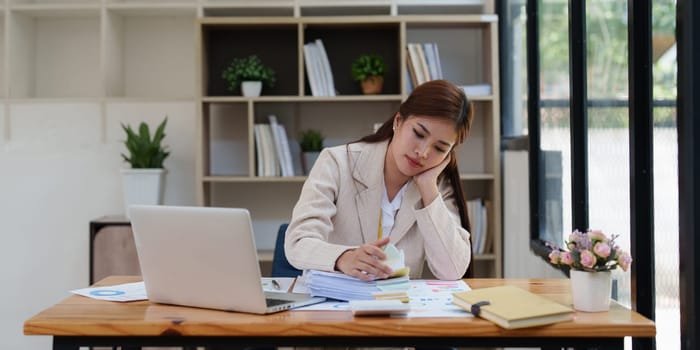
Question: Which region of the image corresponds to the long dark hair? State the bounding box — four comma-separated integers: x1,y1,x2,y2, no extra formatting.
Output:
353,80,475,276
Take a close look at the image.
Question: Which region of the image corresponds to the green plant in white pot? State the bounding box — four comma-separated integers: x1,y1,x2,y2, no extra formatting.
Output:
222,55,276,97
120,117,170,218
299,128,324,175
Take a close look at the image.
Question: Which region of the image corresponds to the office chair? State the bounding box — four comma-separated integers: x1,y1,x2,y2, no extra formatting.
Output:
271,223,303,278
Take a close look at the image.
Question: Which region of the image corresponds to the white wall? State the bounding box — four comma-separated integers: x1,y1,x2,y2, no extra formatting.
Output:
0,101,196,349
503,150,565,279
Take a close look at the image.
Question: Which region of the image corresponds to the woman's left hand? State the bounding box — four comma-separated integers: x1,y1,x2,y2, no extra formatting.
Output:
413,155,451,205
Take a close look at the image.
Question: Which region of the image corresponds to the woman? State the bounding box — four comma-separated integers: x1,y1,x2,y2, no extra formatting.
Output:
285,80,473,281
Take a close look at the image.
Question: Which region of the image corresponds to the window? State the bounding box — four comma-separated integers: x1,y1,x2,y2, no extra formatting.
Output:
499,0,679,348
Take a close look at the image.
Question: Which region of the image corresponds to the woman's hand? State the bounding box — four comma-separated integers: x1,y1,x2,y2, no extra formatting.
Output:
413,155,451,206
335,237,394,280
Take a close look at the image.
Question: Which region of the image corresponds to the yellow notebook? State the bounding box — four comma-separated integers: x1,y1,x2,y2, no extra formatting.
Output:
452,285,574,329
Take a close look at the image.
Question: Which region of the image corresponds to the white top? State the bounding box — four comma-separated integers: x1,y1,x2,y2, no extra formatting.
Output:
380,181,410,239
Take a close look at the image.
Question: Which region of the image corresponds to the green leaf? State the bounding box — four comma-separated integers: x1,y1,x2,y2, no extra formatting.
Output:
121,117,170,169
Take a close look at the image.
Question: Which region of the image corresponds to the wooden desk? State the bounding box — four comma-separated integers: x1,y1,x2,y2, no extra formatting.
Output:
24,276,654,350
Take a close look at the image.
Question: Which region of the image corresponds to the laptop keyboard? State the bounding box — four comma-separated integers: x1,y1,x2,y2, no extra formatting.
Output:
266,298,290,307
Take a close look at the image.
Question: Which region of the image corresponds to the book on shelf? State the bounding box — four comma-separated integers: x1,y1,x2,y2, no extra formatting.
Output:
254,123,281,177
303,39,336,97
315,39,336,96
461,84,492,97
467,199,488,254
426,42,443,79
303,43,322,97
405,47,418,88
253,125,264,176
406,42,443,89
422,42,442,80
268,115,295,177
415,44,431,84
407,43,427,85
452,285,574,329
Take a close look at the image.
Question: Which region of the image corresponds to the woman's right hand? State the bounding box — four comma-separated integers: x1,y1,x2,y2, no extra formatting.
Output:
334,237,394,281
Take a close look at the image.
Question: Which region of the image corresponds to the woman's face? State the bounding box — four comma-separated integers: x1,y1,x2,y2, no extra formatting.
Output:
388,114,457,177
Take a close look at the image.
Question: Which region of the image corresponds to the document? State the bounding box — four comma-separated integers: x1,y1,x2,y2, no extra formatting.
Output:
452,285,574,329
297,279,472,318
71,282,147,302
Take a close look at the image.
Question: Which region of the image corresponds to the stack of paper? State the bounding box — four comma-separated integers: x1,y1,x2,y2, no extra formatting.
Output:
301,243,410,301
304,270,409,301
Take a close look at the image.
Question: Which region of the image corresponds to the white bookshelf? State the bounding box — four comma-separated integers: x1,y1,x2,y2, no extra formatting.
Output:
196,10,501,277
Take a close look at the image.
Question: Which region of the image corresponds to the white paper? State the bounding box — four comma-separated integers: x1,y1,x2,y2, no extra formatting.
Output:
295,280,473,318
383,243,406,271
71,281,147,302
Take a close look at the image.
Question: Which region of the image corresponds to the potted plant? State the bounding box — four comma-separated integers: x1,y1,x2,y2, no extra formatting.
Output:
547,229,633,312
120,117,170,218
222,55,276,97
299,128,324,175
351,54,386,95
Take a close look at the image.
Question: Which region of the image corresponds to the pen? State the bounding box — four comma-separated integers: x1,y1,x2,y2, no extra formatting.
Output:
271,279,281,290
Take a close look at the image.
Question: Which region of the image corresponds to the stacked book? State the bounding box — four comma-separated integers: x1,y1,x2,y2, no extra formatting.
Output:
303,39,336,97
406,42,443,89
467,198,489,255
253,115,295,177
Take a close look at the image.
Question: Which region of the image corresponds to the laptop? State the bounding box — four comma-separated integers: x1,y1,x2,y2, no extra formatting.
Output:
128,205,325,314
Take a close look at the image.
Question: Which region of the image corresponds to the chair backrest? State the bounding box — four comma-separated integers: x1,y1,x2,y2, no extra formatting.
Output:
271,223,303,277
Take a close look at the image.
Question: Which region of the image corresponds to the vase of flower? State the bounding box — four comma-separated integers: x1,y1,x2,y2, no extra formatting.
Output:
570,270,612,312
548,229,633,313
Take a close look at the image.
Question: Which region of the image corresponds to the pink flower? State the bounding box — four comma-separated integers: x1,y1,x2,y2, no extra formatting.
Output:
549,249,560,264
580,250,597,269
593,242,611,258
618,252,633,271
560,251,574,265
588,229,607,242
548,229,632,272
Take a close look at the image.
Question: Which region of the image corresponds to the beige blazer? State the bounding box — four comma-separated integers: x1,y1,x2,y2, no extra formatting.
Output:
285,141,471,280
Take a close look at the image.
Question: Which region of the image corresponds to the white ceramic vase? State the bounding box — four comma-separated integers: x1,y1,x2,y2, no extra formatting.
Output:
570,269,612,312
241,81,262,97
121,168,166,219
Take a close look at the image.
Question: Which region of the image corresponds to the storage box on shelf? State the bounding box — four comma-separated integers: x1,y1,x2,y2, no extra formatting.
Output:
197,11,501,277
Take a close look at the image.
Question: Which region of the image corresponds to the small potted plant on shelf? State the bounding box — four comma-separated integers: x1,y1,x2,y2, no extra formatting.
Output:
299,128,324,175
222,55,276,97
351,54,386,95
120,117,170,218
